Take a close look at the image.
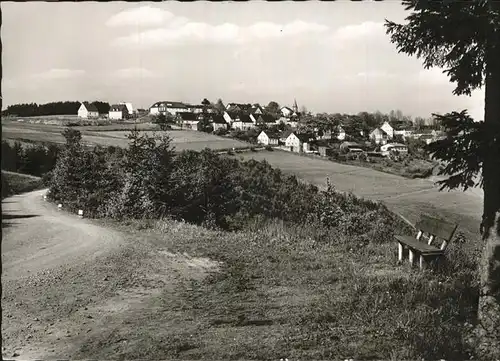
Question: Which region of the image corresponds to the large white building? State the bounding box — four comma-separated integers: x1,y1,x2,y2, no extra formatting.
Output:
149,101,189,115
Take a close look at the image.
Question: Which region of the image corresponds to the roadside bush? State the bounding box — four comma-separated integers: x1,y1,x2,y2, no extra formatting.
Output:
213,128,228,136
265,145,273,151
47,128,413,239
1,141,60,177
2,174,11,199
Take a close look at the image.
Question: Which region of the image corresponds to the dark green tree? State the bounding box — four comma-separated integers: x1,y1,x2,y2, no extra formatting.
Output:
214,98,226,115
265,101,281,118
386,1,500,358
48,129,85,208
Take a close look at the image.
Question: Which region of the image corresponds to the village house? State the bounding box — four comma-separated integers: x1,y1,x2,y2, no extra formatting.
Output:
257,130,280,146
318,146,335,157
251,104,264,115
336,126,347,141
249,113,258,124
280,106,295,118
223,111,237,126
380,121,395,139
380,143,409,156
188,104,205,114
77,102,99,119
232,114,255,130
149,101,189,116
369,128,389,145
391,120,414,138
210,114,228,132
226,103,252,114
256,114,277,126
177,112,199,130
277,116,299,128
120,102,134,116
340,141,364,153
108,104,129,120
285,131,314,153
316,129,333,140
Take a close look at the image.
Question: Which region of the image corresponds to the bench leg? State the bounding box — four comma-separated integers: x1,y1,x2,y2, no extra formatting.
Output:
408,249,414,267
419,255,425,270
398,243,403,263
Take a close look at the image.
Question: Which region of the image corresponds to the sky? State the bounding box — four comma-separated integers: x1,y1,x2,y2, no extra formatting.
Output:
2,1,485,120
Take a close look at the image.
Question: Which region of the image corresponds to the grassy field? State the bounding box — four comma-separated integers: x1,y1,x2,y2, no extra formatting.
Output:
54,217,475,360
1,171,43,199
2,121,250,151
235,150,483,243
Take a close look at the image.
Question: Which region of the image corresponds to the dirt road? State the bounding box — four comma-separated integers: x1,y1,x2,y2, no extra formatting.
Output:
1,189,219,360
2,189,123,280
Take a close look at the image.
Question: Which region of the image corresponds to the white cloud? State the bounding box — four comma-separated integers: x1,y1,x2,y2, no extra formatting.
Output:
111,9,329,48
356,71,395,78
333,21,385,41
33,69,85,80
113,68,154,79
106,6,174,27
415,68,450,85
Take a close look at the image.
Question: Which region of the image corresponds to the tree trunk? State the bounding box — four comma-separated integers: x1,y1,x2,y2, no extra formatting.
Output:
477,3,500,358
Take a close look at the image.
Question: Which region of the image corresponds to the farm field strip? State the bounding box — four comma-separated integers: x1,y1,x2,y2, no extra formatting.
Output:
2,123,251,151
237,151,483,240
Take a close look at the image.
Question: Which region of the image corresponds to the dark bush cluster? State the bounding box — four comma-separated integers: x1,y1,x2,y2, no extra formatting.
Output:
1,141,61,178
47,128,410,237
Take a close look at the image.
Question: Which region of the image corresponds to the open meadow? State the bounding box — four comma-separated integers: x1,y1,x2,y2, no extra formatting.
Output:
236,150,483,244
2,120,250,151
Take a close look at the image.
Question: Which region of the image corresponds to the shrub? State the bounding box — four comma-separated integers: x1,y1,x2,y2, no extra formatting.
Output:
265,145,273,151
213,128,228,136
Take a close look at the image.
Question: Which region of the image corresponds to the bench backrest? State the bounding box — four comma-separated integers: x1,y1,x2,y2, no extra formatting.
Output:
415,214,458,251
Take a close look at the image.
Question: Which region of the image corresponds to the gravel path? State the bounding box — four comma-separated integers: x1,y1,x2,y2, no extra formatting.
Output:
2,189,123,280
1,189,217,359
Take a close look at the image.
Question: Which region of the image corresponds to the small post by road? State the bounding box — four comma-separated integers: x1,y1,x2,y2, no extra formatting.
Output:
78,210,84,218
57,204,62,211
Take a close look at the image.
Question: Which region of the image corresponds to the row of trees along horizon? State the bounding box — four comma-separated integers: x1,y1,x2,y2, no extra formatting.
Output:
2,101,111,117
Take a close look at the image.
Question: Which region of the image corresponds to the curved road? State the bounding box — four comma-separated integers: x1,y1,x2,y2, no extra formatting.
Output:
2,189,124,281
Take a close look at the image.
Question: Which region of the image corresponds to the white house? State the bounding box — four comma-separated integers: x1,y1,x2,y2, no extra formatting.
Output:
380,121,394,139
150,101,189,116
177,112,199,129
223,111,236,126
285,132,313,153
78,102,99,119
277,116,298,128
370,128,389,145
394,129,414,138
280,106,294,118
250,113,259,124
118,102,134,115
232,114,255,130
380,143,409,156
257,130,279,146
251,104,264,115
109,104,128,120
211,114,228,132
337,126,346,141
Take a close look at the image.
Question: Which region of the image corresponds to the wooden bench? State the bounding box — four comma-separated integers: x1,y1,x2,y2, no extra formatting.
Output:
395,214,458,269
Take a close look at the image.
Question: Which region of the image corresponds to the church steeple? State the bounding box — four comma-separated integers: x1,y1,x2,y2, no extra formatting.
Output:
292,98,299,113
